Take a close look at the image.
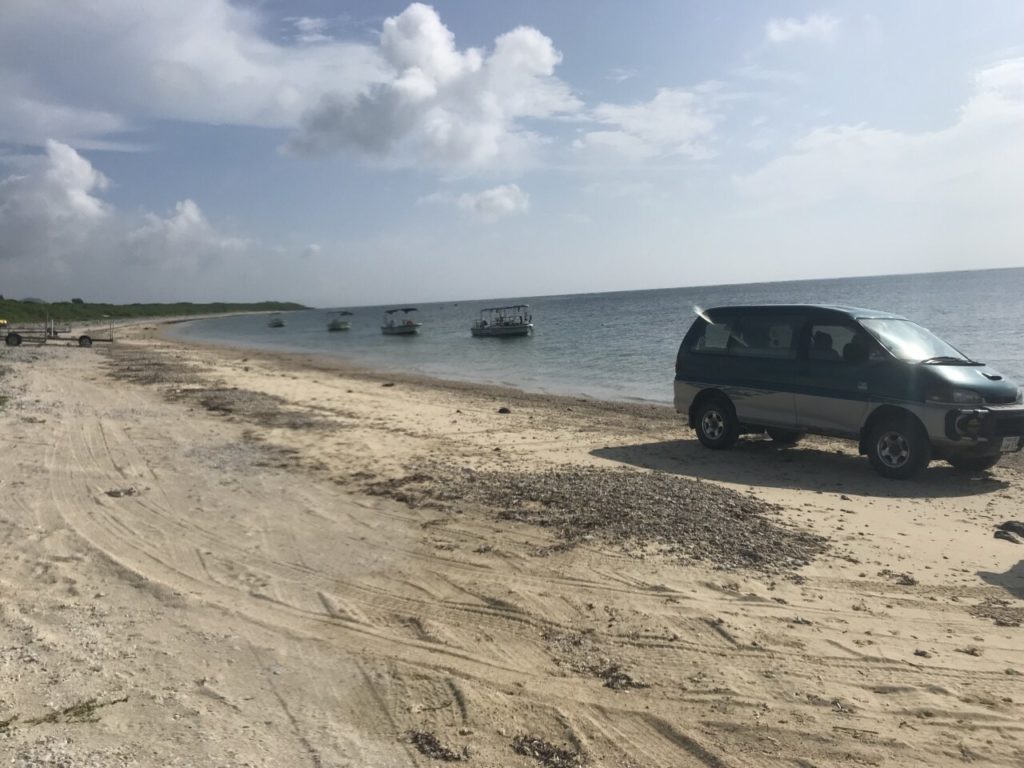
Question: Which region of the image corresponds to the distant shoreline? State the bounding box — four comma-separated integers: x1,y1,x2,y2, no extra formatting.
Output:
5,265,1021,320
0,299,307,325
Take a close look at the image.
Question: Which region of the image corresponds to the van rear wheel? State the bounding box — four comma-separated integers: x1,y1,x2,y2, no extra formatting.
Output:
694,395,739,450
867,415,931,479
766,428,804,445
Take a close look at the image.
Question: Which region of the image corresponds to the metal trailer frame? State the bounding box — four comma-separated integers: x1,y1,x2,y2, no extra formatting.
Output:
1,317,114,348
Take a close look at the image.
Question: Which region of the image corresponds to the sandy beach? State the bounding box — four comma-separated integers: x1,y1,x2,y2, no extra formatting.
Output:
1,323,1022,767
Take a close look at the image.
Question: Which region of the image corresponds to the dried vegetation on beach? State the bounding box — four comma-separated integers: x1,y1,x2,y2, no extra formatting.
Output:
366,464,827,572
103,345,331,429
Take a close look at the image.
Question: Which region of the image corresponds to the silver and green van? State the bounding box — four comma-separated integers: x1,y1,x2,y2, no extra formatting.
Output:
674,305,1024,478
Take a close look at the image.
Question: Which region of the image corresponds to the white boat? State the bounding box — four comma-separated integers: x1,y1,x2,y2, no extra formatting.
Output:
381,307,422,335
268,314,285,328
327,310,352,331
471,304,533,337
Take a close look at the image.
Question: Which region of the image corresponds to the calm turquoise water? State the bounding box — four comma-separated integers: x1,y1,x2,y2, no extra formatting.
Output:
170,268,1024,404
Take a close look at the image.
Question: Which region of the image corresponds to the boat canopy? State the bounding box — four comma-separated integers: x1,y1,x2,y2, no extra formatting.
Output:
385,307,419,314
479,304,529,314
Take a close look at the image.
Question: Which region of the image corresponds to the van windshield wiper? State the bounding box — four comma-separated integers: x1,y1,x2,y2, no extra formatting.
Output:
919,355,982,366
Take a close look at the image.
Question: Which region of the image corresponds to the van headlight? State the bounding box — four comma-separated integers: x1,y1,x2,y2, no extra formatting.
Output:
927,388,983,404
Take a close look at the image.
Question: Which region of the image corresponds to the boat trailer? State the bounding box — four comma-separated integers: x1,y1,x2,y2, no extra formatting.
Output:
1,318,114,348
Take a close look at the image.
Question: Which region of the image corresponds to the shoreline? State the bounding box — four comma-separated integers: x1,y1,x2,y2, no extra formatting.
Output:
161,316,679,414
0,327,1021,766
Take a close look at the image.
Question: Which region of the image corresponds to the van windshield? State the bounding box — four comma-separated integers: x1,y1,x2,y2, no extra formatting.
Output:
859,318,977,364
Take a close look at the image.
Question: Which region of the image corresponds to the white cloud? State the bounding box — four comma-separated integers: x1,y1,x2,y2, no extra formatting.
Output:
607,67,637,83
0,0,385,144
574,88,716,160
289,17,332,44
126,199,248,270
765,14,841,44
0,140,112,269
734,57,1024,213
38,139,110,220
456,184,530,221
0,73,132,150
1,141,250,288
287,4,580,170
0,2,725,175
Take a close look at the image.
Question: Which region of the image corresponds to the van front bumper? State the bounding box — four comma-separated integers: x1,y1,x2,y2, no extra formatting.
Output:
943,406,1024,446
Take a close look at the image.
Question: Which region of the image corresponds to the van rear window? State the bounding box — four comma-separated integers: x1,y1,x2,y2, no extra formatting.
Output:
690,318,737,352
690,315,800,359
731,316,799,359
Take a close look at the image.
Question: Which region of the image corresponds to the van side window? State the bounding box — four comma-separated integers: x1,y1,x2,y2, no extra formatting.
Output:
730,316,800,359
809,324,859,362
690,318,736,353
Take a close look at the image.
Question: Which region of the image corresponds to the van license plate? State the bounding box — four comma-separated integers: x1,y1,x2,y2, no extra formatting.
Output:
1001,436,1020,452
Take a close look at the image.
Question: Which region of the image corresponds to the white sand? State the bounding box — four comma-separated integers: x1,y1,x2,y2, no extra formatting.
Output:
0,324,1021,767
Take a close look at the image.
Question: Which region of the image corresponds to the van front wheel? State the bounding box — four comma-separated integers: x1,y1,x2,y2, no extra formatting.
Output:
867,416,931,479
694,396,739,450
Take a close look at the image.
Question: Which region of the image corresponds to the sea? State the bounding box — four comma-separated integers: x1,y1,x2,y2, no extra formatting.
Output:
169,268,1024,405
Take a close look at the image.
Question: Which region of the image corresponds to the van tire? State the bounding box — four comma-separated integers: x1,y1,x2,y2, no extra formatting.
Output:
766,428,803,445
947,454,1000,472
867,414,931,479
694,395,739,449
5,333,22,347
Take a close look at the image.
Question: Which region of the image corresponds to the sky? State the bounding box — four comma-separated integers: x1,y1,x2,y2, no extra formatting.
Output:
1,1,1024,306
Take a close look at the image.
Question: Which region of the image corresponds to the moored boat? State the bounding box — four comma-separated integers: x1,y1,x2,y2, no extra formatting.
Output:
327,310,353,331
381,307,422,335
471,304,533,337
268,314,285,328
